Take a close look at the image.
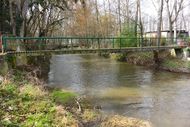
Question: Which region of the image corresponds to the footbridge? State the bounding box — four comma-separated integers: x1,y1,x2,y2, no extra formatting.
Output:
1,36,184,55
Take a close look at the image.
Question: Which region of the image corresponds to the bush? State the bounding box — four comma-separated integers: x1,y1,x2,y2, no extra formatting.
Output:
115,23,137,47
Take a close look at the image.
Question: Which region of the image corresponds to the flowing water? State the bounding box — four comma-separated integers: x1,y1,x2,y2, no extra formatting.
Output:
48,54,190,127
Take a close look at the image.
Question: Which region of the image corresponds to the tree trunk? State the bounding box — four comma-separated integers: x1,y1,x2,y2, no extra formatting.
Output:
95,0,100,36
118,0,121,34
135,0,139,38
9,0,16,36
138,0,143,46
169,20,173,44
157,0,164,46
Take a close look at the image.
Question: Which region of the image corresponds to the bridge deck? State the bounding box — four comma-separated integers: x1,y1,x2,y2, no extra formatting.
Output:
6,46,182,55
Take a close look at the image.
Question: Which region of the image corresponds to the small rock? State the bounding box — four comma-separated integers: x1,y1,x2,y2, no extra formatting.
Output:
8,106,13,111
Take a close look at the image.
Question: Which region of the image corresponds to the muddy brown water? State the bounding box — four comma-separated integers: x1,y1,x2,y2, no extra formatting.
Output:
48,54,190,127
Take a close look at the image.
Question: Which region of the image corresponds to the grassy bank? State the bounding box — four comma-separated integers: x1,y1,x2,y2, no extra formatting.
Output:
0,69,100,127
111,51,190,73
110,52,154,66
0,67,152,127
160,57,190,73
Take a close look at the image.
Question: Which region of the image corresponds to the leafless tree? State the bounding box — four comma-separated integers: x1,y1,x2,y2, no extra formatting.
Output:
157,0,164,46
165,0,184,43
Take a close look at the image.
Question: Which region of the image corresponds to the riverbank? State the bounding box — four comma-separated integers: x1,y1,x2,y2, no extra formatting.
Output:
111,51,190,73
0,66,152,127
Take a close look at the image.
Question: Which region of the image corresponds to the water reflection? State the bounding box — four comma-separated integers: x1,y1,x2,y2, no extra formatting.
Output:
49,54,190,127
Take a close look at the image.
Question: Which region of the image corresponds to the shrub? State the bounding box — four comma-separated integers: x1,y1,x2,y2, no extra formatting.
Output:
115,23,137,47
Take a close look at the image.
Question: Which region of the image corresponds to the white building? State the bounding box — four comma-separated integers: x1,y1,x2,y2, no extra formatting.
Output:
145,30,189,38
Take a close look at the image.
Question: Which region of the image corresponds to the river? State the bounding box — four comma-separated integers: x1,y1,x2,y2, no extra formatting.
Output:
48,54,190,127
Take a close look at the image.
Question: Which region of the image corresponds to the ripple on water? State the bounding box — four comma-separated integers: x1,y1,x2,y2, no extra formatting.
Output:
49,54,190,127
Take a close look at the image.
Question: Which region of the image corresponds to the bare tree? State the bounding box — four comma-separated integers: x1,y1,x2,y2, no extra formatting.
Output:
117,0,122,34
157,0,164,46
9,0,16,36
165,0,184,43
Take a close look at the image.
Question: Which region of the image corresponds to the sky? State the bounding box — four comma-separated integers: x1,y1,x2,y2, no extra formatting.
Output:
97,0,190,31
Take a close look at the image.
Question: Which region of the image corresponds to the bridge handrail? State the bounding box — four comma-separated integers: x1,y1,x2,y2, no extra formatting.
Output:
3,36,182,40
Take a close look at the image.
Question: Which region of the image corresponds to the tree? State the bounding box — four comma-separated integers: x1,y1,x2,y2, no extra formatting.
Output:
165,0,184,43
1,0,80,37
135,0,143,46
0,0,11,34
157,0,164,46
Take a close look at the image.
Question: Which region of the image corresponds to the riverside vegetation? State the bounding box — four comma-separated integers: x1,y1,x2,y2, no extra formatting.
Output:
0,65,152,127
111,50,190,73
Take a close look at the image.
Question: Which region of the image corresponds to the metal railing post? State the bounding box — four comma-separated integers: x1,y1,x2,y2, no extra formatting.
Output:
1,35,3,53
119,37,121,49
71,38,73,50
112,38,115,48
98,38,100,49
2,36,6,53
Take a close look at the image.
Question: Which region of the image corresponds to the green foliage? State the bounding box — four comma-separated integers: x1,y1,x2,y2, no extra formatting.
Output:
1,83,18,95
19,84,46,98
51,90,76,104
116,23,137,47
183,47,190,52
6,55,17,69
161,58,190,69
0,70,100,127
110,53,126,61
0,82,56,127
163,60,179,68
22,113,54,127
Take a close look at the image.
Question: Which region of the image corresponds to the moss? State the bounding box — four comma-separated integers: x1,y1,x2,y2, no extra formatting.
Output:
51,89,76,105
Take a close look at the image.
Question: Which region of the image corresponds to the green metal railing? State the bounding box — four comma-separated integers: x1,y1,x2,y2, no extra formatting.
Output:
1,36,188,53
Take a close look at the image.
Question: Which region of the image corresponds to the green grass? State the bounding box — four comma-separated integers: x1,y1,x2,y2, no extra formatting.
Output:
0,83,55,127
51,89,77,105
0,81,79,126
162,58,189,69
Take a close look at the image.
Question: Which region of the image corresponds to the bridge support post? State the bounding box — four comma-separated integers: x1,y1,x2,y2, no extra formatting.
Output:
153,50,159,64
